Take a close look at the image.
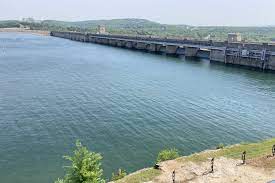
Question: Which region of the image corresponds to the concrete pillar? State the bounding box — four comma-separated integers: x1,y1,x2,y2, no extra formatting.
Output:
102,38,108,44
94,38,100,44
210,49,226,62
81,35,85,42
185,47,199,57
176,47,185,55
159,45,166,53
117,40,126,47
125,41,133,49
98,38,108,44
197,50,210,59
135,42,147,50
146,44,157,52
267,55,275,71
84,34,89,42
155,44,163,52
109,39,117,46
165,45,179,55
88,36,96,43
76,35,81,41
71,35,76,41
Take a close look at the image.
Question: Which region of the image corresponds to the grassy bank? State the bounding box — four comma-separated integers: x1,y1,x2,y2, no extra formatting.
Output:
113,168,160,183
183,138,275,163
113,138,275,183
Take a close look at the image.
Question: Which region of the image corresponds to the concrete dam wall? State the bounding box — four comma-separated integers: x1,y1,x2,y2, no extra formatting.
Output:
51,31,275,72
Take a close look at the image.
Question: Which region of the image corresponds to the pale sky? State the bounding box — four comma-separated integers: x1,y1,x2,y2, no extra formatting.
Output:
1,0,275,26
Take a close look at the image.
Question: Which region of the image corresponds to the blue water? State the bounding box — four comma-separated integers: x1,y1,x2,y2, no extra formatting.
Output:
0,33,275,182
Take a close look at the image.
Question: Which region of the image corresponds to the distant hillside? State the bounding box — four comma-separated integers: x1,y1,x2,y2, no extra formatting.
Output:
0,20,21,28
42,19,162,29
1,18,275,42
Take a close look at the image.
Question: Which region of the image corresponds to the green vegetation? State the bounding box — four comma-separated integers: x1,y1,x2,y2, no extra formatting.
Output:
180,138,275,163
216,143,225,149
111,169,127,181
156,148,180,163
0,20,22,28
113,168,160,183
54,140,160,183
54,138,275,183
55,140,105,183
1,19,275,42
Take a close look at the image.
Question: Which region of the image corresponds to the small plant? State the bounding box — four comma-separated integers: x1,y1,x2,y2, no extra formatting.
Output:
216,143,225,149
111,168,127,181
156,148,180,163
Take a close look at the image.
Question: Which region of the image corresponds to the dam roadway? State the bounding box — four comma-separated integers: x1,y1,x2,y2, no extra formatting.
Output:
51,31,275,71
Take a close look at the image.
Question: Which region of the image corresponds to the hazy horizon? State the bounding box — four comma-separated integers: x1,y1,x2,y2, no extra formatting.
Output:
1,0,275,26
2,18,275,27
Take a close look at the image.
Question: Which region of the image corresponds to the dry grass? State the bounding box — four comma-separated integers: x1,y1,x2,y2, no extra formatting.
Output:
113,168,160,183
112,138,275,182
179,138,275,167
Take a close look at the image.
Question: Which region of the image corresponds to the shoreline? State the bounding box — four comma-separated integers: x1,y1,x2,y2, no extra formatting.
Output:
0,28,50,36
112,138,275,183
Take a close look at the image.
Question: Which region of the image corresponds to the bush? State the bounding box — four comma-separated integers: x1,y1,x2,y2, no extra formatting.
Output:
111,168,127,181
156,148,180,163
55,140,105,183
216,143,225,149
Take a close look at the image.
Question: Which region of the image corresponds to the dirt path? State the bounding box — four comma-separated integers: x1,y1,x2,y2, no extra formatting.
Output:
151,157,275,183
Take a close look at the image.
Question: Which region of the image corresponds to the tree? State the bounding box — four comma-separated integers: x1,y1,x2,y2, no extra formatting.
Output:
55,141,105,183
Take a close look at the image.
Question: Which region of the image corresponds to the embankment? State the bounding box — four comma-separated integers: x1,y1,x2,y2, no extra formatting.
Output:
112,138,275,183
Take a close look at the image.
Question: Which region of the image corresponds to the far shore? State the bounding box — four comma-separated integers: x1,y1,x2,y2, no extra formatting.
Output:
0,28,50,36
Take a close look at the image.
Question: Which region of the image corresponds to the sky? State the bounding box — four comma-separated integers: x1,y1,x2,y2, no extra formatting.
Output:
0,0,275,26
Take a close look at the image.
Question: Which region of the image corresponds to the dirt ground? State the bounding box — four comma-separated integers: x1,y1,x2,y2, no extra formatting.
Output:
150,156,275,183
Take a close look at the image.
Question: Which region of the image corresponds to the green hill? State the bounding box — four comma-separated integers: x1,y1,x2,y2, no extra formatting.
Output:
1,18,275,42
42,18,161,28
0,20,21,28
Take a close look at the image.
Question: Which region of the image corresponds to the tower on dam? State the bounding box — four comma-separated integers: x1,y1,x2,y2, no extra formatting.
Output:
228,33,242,43
97,25,107,34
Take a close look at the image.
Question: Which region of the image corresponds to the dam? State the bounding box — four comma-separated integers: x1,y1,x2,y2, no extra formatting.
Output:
51,31,275,71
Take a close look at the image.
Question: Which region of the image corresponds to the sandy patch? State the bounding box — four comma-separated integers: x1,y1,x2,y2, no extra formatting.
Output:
152,157,275,183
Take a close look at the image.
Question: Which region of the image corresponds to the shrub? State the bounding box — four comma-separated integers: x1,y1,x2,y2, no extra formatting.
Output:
55,140,105,183
216,143,225,149
111,168,127,181
156,148,179,163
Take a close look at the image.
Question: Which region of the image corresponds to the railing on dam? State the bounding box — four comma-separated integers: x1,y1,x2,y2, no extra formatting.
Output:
51,31,275,71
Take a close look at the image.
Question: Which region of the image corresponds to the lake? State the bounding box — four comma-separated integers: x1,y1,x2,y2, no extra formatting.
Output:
0,33,274,182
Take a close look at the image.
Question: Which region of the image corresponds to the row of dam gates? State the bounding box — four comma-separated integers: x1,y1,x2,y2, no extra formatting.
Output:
51,31,275,71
